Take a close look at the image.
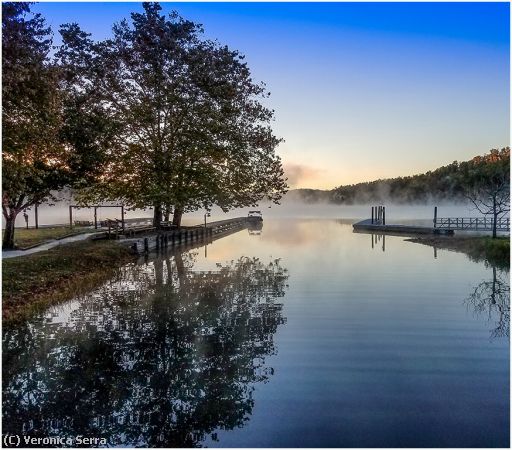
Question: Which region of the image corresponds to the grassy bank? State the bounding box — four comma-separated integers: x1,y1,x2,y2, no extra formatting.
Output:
407,236,510,270
3,240,135,325
12,226,89,249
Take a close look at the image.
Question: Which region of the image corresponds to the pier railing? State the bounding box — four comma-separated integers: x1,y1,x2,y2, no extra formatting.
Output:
434,217,510,231
128,217,250,254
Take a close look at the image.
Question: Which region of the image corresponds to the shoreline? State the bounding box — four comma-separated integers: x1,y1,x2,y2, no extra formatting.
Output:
406,235,510,270
2,240,136,325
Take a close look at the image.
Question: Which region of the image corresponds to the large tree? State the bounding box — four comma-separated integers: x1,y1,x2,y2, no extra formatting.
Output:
60,3,287,228
2,3,109,249
464,148,510,238
2,2,65,249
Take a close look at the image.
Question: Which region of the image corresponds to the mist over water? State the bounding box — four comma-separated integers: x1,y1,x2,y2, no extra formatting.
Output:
5,196,485,229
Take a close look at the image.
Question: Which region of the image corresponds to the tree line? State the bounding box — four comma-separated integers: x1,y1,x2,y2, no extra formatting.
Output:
290,149,510,206
2,2,288,249
329,148,509,207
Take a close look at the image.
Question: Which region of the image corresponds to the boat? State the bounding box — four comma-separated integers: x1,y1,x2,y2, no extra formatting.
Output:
247,210,263,222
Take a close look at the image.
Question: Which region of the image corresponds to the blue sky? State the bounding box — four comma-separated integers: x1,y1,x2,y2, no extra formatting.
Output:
34,2,510,189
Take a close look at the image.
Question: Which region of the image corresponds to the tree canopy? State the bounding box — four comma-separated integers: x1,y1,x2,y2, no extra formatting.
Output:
59,3,287,227
2,2,64,248
2,2,113,248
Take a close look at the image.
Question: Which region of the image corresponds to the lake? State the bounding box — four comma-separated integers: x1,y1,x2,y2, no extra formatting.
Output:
2,219,509,447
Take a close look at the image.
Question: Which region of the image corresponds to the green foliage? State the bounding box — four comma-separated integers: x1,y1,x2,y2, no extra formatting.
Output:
59,3,287,225
2,3,66,209
2,3,111,248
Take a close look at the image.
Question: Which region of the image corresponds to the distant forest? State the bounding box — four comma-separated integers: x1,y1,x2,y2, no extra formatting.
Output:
288,148,510,204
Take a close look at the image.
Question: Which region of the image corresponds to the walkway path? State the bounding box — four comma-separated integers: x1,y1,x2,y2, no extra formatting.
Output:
2,233,98,259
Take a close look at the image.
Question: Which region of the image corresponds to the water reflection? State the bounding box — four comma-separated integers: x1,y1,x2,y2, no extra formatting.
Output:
356,228,509,340
466,267,510,340
247,221,263,235
3,250,289,447
370,233,385,252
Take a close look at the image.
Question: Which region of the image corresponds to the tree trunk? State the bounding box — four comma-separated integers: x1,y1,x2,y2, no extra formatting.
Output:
492,195,497,239
164,205,171,222
153,205,162,229
172,206,183,228
3,214,17,250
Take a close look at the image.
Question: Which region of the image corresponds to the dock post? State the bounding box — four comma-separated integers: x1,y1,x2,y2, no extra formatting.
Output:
94,207,98,229
382,206,385,225
144,237,149,253
371,207,374,224
69,205,73,229
433,206,437,228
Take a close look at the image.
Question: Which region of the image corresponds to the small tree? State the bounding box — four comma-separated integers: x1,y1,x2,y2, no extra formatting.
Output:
464,148,510,238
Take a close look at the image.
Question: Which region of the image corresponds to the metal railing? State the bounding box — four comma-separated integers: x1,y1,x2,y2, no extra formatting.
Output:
434,217,510,231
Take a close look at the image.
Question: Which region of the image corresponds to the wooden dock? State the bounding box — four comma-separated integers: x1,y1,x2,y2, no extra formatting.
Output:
353,205,512,236
352,218,453,236
124,217,250,255
353,205,454,236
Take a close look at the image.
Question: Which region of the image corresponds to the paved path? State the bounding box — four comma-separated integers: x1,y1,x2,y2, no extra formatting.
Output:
2,233,98,259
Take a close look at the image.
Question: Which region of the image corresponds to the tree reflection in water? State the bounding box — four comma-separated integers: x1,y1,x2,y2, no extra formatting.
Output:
465,266,510,340
3,250,289,447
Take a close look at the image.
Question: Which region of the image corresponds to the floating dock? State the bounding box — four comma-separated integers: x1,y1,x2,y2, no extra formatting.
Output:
352,205,454,236
352,218,453,236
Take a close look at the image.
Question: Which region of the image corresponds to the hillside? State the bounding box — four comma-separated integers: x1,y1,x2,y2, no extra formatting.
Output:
286,148,510,204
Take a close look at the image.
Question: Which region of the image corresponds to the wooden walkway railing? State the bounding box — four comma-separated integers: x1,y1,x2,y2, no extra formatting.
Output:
128,217,250,254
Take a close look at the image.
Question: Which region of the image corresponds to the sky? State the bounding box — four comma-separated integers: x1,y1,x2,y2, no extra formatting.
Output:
33,2,510,190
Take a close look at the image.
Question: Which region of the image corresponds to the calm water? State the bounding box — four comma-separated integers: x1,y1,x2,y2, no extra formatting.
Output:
3,219,509,447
